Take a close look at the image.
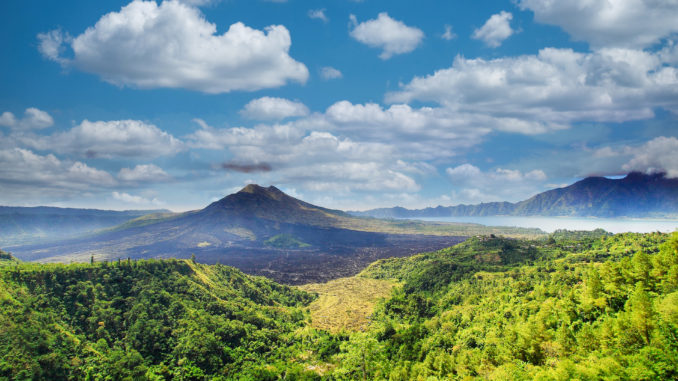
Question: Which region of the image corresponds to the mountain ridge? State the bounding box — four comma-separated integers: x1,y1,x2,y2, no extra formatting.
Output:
352,172,678,219
0,205,172,247
9,184,470,284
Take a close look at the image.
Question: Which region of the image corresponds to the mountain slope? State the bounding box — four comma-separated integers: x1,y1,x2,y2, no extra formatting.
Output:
514,172,678,216
341,232,678,379
0,206,171,247
353,172,678,218
10,185,468,284
0,258,315,380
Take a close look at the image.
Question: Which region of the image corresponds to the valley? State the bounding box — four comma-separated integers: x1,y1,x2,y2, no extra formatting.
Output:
2,231,676,379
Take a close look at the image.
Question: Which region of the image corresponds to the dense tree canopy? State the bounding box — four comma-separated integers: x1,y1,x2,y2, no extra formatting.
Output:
1,231,676,380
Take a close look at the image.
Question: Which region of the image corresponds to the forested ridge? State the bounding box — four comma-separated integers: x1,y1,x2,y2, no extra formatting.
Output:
0,255,319,380
1,231,677,380
351,231,678,379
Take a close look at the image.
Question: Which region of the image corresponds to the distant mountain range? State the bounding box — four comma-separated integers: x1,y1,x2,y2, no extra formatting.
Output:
352,172,678,219
0,206,170,246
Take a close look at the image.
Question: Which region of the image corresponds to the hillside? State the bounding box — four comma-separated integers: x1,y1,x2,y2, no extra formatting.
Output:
9,185,542,284
0,258,316,380
353,172,678,218
0,206,171,247
0,248,18,265
2,232,676,379
335,231,678,379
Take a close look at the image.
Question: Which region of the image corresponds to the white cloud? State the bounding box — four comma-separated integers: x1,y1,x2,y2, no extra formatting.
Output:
472,11,514,48
387,47,678,131
445,163,481,179
442,24,456,41
518,0,678,49
308,9,328,23
320,66,342,80
188,119,306,151
240,97,309,120
349,12,424,59
186,120,421,193
38,0,308,93
118,164,171,182
37,29,71,65
507,136,678,182
0,148,115,201
447,164,546,184
0,108,54,130
112,191,163,206
446,163,548,203
322,100,553,155
622,136,678,177
0,113,17,128
283,162,420,193
20,119,184,159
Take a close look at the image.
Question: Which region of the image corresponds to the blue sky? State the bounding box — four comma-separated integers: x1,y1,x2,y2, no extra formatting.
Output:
1,0,677,211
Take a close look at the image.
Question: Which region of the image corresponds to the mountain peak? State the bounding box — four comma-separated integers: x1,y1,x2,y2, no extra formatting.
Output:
237,184,285,200
204,184,347,224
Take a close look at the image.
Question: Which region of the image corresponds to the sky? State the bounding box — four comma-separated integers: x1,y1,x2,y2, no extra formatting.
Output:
0,0,677,212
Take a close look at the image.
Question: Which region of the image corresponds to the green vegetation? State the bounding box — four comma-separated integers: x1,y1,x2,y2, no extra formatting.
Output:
264,234,311,249
2,230,677,379
0,258,318,380
344,231,678,379
0,249,17,265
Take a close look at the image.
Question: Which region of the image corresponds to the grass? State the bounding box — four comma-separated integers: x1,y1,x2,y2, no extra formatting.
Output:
299,277,399,333
264,234,311,249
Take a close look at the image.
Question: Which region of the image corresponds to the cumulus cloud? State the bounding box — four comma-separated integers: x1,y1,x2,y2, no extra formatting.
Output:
447,164,546,184
320,66,342,80
349,13,424,59
0,108,54,130
322,100,555,154
0,148,115,201
387,47,678,131
20,119,184,159
622,136,678,177
446,163,548,203
308,9,328,23
37,29,71,65
472,11,514,48
188,119,306,151
38,0,308,93
240,97,309,120
112,191,163,206
508,136,678,182
518,0,678,49
118,164,171,182
187,120,421,193
283,161,420,193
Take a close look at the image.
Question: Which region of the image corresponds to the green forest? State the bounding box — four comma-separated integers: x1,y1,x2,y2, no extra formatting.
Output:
1,230,677,380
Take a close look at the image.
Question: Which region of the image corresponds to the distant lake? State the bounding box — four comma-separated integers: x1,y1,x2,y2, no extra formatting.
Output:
412,216,678,234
